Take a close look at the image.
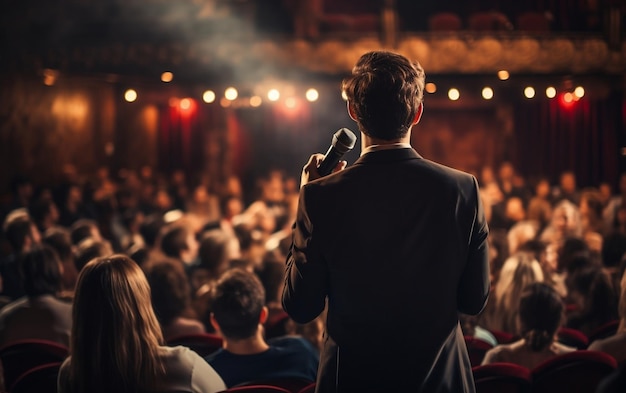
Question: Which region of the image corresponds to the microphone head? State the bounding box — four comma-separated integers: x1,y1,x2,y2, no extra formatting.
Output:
332,128,357,154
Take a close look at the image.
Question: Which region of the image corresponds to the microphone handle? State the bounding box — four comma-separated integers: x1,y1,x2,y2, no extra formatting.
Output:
317,146,344,177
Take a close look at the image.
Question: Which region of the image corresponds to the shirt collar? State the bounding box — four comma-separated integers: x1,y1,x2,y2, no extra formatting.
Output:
360,143,412,157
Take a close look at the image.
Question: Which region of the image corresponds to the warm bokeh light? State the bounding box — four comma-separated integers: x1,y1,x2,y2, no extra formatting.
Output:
203,90,216,103
546,87,557,98
268,89,280,102
482,87,494,100
43,69,59,86
448,88,460,101
497,70,510,80
574,86,585,98
161,72,173,83
563,92,574,103
425,82,437,94
180,98,191,110
285,97,297,109
524,87,536,99
220,97,232,107
250,95,262,107
124,89,137,102
305,88,319,102
225,87,238,101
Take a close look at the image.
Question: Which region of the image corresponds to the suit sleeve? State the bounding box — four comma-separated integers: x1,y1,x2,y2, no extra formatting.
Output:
457,176,490,315
281,184,329,324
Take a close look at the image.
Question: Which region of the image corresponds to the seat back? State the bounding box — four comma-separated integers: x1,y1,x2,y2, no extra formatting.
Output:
297,382,316,393
222,385,292,393
465,336,495,367
557,327,589,349
588,320,619,343
10,362,62,393
166,333,223,357
472,363,532,393
532,350,618,393
233,378,314,393
0,339,68,390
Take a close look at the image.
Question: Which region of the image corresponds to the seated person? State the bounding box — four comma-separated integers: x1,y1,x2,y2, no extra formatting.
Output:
0,245,71,347
204,269,318,387
482,282,576,369
145,259,205,341
58,254,225,393
588,268,626,364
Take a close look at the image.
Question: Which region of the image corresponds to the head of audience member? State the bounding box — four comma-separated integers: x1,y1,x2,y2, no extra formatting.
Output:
10,175,34,207
29,197,59,232
209,269,267,342
559,171,578,195
42,226,77,292
146,260,194,328
159,224,198,265
69,255,164,392
493,252,545,333
579,188,605,229
219,194,244,223
2,209,41,254
19,245,62,298
70,219,102,245
342,51,424,140
565,266,618,335
507,221,538,256
549,200,582,239
518,283,565,351
557,236,593,273
74,238,113,273
139,213,166,249
194,230,237,291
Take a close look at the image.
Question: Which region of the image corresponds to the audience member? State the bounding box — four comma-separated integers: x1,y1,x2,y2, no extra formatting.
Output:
205,269,318,387
553,170,581,206
42,226,78,295
158,224,199,268
0,209,41,300
0,245,71,347
57,255,225,393
527,177,553,233
482,282,575,369
603,172,626,233
74,237,113,273
69,218,102,245
146,259,205,341
29,196,60,233
588,268,626,364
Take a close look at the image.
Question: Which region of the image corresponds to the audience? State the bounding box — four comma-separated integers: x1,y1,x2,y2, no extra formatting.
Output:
482,282,576,369
0,245,72,347
57,255,225,393
204,269,319,387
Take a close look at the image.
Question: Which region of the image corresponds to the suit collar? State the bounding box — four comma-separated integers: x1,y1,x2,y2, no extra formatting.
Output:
353,148,422,165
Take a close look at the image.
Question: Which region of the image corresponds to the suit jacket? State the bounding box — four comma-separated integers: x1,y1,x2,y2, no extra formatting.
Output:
282,148,490,392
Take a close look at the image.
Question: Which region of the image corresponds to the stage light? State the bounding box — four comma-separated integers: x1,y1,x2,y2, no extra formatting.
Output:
203,90,216,103
169,97,179,107
546,87,557,98
180,98,191,110
425,83,437,94
124,89,137,102
161,72,173,83
285,97,297,109
43,69,59,86
482,87,494,100
563,92,574,103
524,87,535,99
574,86,585,98
268,89,280,102
305,88,319,102
497,70,510,81
448,88,460,101
225,87,238,101
220,97,231,107
250,96,262,107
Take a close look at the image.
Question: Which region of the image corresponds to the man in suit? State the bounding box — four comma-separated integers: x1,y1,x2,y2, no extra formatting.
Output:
282,51,490,392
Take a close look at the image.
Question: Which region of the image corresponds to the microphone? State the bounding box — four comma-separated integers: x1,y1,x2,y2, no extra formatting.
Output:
317,128,357,177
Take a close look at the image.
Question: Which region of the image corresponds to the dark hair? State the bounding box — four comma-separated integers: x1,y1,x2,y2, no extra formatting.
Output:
20,244,62,297
43,226,74,263
146,260,192,326
3,211,35,252
139,214,166,248
519,283,564,351
75,239,113,272
342,51,425,140
29,198,56,226
198,230,231,278
160,225,189,259
70,219,99,245
566,267,618,327
210,269,265,340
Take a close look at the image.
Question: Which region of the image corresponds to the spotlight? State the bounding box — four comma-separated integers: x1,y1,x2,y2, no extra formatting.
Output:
524,87,535,99
161,72,173,83
268,89,280,102
250,96,262,107
574,86,585,98
425,83,437,94
203,90,216,103
124,89,137,102
546,87,557,99
225,87,238,101
305,88,319,102
448,88,460,101
482,87,494,100
497,70,510,81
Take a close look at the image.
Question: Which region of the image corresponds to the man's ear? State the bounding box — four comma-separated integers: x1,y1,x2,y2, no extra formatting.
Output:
209,313,221,334
259,306,269,325
412,102,424,125
347,101,357,122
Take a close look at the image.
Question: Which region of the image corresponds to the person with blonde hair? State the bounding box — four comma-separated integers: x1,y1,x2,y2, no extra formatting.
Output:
57,255,225,393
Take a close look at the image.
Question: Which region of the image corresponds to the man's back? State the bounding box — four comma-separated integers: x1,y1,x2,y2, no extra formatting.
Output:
284,149,489,392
